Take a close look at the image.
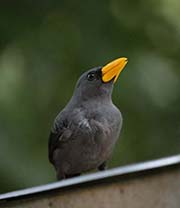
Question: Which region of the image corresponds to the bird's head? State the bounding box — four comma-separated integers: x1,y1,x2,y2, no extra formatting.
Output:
73,57,128,102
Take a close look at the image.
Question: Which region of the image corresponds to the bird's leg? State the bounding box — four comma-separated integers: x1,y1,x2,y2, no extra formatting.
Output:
98,161,107,171
56,170,81,180
65,173,81,179
56,173,66,181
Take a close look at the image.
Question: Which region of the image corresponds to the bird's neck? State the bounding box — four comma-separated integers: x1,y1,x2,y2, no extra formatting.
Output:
68,92,113,109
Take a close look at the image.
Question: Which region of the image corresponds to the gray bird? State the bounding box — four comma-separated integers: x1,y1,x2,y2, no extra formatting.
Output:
48,57,128,180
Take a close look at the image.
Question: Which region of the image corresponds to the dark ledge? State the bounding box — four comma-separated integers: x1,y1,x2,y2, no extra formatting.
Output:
0,154,180,202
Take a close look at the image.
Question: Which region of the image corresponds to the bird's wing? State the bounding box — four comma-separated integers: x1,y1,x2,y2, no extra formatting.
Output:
48,130,60,164
48,109,108,164
48,116,71,164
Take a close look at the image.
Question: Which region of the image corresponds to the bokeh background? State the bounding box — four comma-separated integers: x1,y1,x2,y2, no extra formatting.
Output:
0,0,180,194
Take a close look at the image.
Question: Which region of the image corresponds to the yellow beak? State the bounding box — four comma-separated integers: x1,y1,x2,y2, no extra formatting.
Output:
102,57,128,83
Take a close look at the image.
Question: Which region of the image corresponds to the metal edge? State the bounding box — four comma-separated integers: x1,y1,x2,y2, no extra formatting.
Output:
0,154,180,201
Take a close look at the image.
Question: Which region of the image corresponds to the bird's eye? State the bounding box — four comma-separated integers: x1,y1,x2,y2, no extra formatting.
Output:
87,72,96,81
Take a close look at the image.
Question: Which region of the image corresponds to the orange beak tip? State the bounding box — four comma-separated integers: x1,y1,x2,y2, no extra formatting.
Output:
102,57,128,83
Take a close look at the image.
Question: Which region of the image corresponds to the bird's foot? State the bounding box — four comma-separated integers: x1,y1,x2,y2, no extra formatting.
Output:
57,173,81,180
98,162,107,171
65,173,81,179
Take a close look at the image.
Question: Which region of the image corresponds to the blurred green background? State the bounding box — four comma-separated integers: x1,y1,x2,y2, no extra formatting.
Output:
0,0,180,194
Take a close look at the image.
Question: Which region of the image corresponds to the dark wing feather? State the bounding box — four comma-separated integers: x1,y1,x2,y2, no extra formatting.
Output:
48,130,61,164
48,116,68,164
48,114,66,163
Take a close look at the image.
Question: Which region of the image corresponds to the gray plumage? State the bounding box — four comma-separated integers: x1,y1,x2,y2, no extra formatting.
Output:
48,66,122,180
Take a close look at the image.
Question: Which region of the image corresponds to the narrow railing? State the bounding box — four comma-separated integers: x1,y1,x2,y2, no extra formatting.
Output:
0,154,180,208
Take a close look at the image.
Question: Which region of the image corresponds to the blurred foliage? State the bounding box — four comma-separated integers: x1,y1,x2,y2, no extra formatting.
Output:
0,0,180,193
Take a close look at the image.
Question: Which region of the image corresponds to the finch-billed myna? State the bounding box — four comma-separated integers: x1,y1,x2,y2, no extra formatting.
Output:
48,57,128,180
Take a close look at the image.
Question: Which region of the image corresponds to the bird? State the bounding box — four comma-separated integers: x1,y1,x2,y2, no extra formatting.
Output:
48,57,128,180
